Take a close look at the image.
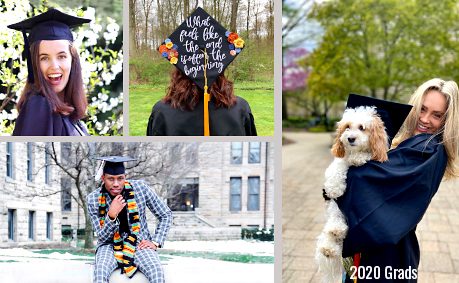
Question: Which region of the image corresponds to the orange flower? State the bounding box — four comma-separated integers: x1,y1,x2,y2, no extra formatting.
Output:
228,32,239,44
158,44,168,53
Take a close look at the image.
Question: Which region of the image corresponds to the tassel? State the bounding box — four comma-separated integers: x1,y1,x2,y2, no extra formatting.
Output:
94,160,105,181
22,25,34,84
201,48,210,136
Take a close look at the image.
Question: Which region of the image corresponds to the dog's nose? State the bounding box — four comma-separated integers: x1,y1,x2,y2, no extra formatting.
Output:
348,137,355,143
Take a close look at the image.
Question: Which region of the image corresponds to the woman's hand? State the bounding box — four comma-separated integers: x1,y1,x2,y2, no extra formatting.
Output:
108,195,126,219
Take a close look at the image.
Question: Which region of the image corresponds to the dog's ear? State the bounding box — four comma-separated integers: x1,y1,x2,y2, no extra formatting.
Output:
331,123,345,158
370,115,389,162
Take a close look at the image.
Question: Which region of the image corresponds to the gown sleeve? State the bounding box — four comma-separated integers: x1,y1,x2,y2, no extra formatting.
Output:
147,102,166,136
245,112,258,136
337,134,447,257
13,95,61,136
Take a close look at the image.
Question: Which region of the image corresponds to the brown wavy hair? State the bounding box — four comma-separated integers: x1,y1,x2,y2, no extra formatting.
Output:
162,68,237,110
17,40,87,121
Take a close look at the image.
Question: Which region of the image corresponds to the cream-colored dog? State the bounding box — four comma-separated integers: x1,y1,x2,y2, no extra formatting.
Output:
316,106,388,283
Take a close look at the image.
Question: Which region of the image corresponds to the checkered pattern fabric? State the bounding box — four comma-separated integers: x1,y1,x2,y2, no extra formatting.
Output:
87,180,172,283
98,181,140,278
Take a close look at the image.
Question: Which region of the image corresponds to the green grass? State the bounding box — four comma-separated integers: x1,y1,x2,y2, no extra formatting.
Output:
158,250,273,264
129,84,274,136
0,260,21,263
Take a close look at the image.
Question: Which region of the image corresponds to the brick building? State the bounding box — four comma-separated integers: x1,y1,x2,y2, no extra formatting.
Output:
1,142,274,244
0,142,62,246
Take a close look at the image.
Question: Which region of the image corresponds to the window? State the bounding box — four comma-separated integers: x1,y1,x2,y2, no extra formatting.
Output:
62,179,72,211
230,177,242,211
6,142,13,178
27,142,34,182
61,143,71,165
248,177,260,211
8,209,15,241
168,178,199,211
46,213,52,240
231,142,242,164
249,142,261,163
29,211,35,240
45,144,50,185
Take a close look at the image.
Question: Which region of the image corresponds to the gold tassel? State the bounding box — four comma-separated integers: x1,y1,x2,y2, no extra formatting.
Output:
201,49,210,136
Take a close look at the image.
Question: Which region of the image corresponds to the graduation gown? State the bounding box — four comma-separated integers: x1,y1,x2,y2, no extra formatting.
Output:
147,95,257,136
337,134,447,282
13,94,88,136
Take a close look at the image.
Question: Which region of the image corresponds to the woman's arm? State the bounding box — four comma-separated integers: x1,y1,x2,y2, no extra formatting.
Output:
13,95,58,136
337,134,447,257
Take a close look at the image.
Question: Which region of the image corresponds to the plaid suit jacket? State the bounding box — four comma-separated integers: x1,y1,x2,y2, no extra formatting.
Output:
86,179,172,250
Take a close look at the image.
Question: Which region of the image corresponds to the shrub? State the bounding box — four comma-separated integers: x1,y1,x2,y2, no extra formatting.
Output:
241,228,274,241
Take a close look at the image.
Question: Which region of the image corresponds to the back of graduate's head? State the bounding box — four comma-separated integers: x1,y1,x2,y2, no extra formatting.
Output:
393,78,459,179
17,40,87,121
162,68,237,111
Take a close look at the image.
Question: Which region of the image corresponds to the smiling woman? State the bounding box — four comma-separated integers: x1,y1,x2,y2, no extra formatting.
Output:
7,9,90,136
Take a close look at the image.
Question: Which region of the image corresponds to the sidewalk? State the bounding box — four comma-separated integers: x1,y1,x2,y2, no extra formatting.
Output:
282,132,459,283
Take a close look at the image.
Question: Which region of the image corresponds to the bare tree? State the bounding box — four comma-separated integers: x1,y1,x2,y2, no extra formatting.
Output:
230,0,240,32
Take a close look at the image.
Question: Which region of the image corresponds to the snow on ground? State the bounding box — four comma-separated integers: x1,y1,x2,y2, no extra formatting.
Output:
0,248,92,260
165,240,274,255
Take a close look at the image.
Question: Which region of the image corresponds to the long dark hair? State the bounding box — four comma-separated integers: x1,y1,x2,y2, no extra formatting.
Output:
17,40,87,121
162,68,238,110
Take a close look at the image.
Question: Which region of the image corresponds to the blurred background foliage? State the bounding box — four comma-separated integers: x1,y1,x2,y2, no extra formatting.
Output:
283,0,459,132
0,0,123,135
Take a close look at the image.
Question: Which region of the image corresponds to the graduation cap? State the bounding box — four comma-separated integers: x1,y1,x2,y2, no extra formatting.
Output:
93,156,137,181
158,7,245,136
7,8,91,84
346,93,413,145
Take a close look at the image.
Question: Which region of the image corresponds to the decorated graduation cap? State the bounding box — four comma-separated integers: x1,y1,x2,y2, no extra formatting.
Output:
7,8,91,84
158,7,245,136
94,156,137,181
347,93,413,145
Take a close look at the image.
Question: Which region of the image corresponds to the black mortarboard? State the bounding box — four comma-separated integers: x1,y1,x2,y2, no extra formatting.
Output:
7,8,91,84
346,93,413,145
158,7,245,135
94,156,137,180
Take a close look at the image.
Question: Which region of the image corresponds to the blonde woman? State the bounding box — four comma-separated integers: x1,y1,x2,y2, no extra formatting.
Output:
337,78,459,283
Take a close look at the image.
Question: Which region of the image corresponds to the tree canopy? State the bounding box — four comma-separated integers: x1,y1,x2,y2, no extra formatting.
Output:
304,0,459,103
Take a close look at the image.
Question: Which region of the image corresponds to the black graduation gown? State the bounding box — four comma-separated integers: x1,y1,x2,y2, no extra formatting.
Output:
13,95,88,136
337,134,447,282
147,95,257,136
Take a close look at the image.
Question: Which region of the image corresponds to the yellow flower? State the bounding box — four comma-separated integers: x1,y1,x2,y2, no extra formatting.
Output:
170,57,178,64
166,42,173,49
234,38,244,48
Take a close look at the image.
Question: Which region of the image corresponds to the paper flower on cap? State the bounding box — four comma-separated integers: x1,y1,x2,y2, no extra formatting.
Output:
165,38,171,43
228,32,239,44
170,57,178,64
166,42,173,49
159,44,168,53
168,49,178,59
230,50,236,56
162,52,168,58
234,38,244,49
